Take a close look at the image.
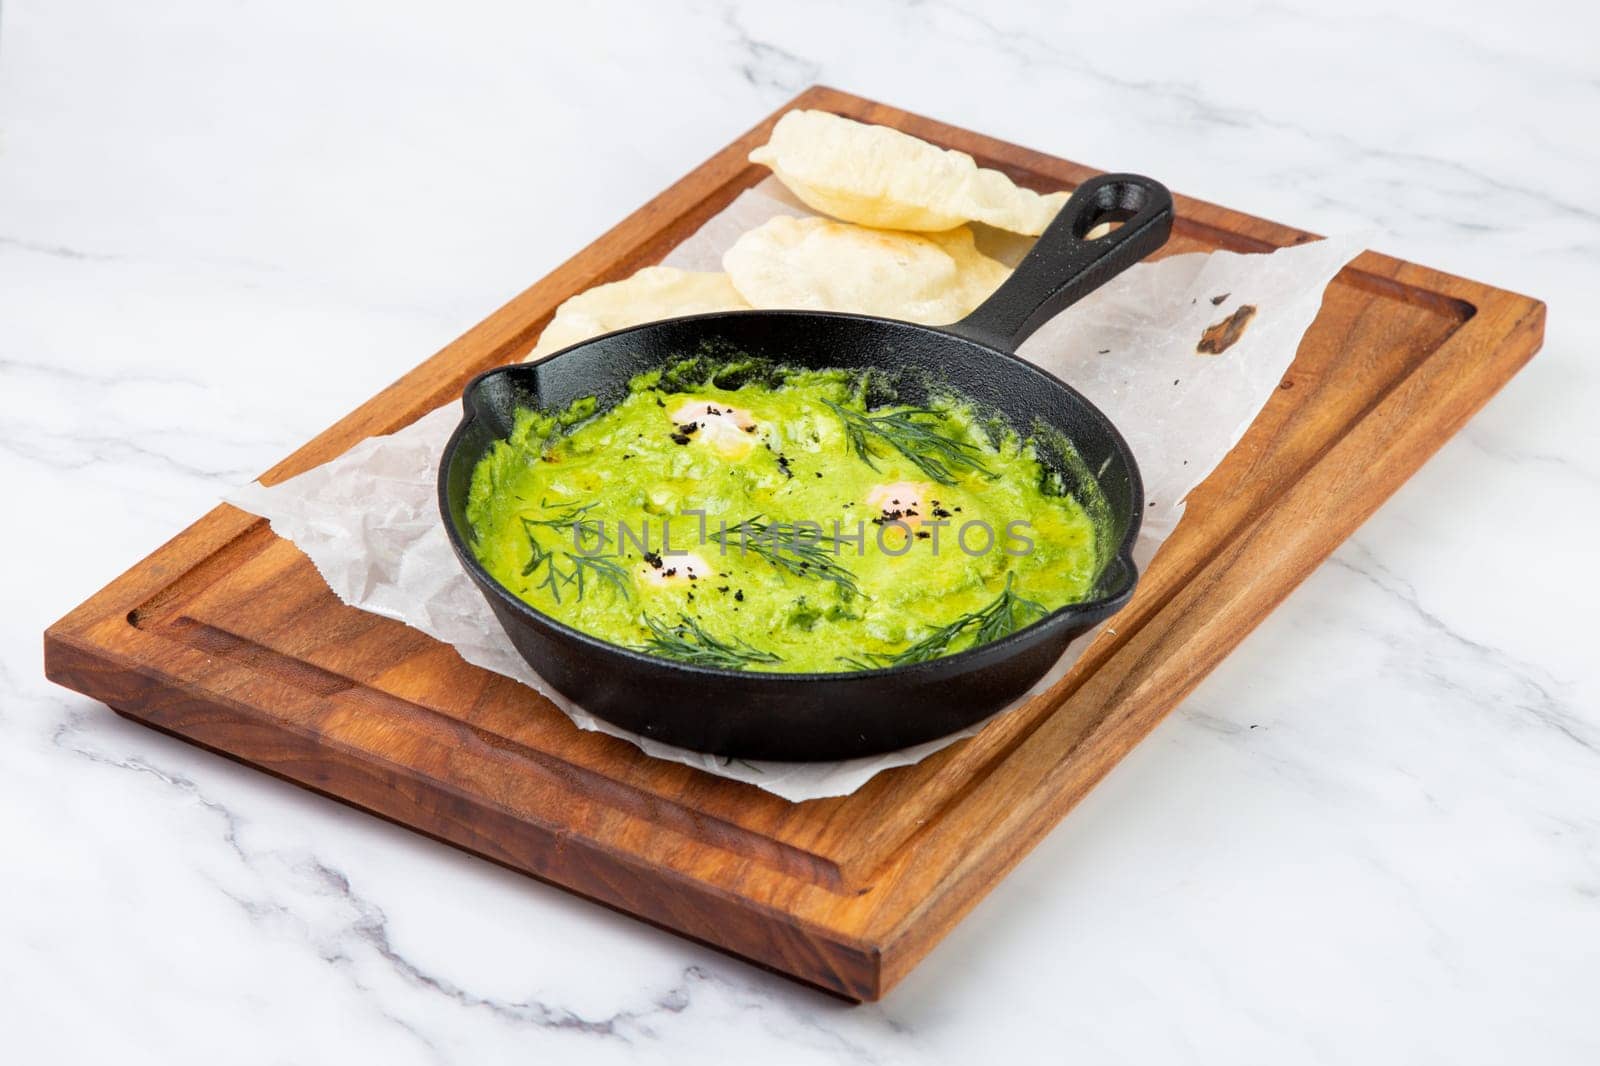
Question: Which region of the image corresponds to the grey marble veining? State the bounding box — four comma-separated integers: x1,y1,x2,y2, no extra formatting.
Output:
4,0,1598,1061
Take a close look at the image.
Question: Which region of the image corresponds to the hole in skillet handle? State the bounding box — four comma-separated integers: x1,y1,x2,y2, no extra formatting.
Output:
946,172,1174,355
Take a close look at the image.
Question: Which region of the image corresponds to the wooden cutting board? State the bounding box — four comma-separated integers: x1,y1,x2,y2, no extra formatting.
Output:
44,86,1545,1001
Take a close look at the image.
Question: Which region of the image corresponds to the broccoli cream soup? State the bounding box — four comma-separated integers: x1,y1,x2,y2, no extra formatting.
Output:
465,360,1104,672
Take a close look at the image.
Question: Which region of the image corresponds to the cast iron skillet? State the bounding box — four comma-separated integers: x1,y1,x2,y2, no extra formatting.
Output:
440,173,1173,760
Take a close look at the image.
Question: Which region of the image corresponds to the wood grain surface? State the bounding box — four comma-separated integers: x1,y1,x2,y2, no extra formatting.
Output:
44,86,1546,1001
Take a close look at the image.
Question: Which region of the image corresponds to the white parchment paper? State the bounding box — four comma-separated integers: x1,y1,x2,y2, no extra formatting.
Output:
227,178,1362,801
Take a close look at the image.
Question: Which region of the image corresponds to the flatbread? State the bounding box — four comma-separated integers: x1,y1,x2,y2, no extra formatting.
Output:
750,110,1068,235
525,267,749,360
723,215,1010,325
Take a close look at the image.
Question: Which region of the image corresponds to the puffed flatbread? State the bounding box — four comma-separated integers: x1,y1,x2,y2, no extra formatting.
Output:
525,267,749,360
750,110,1068,235
723,215,1010,325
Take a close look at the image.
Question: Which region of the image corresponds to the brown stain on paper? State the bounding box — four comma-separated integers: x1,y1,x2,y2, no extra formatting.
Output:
1198,304,1257,355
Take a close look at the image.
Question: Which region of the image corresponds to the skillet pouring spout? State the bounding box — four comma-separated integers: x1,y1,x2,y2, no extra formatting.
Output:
439,173,1173,760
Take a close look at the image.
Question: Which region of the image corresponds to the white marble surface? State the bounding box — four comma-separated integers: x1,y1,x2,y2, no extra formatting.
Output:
4,0,1597,1060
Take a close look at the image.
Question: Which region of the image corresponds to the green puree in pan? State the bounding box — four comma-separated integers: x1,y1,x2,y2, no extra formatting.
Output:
464,359,1105,673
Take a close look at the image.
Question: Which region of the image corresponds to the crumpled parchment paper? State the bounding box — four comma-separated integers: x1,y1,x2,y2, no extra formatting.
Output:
227,177,1362,802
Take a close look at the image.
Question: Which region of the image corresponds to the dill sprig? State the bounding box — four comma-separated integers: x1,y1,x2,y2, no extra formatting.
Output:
707,515,860,597
519,506,630,605
563,553,631,602
842,574,1047,669
822,398,995,486
638,614,782,670
522,500,608,553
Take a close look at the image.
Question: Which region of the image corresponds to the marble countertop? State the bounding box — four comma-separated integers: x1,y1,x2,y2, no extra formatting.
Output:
5,0,1596,1061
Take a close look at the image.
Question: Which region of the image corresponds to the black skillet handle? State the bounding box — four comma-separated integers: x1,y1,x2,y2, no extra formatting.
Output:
947,173,1174,353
